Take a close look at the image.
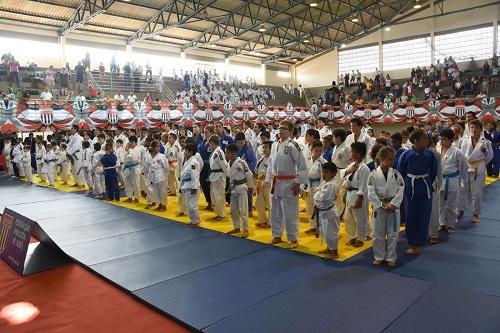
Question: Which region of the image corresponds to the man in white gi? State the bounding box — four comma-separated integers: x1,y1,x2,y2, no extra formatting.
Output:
123,136,142,203
266,120,308,249
208,134,229,220
67,125,85,187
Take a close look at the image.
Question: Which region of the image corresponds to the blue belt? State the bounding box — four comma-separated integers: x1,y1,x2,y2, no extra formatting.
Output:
443,170,459,200
308,177,321,187
373,209,399,233
124,162,139,170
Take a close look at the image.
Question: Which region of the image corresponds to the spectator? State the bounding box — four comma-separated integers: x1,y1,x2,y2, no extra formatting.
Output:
45,65,55,91
483,61,491,76
40,87,53,101
127,91,137,103
99,62,105,81
59,67,70,97
113,92,125,102
83,51,91,71
74,61,85,91
110,53,117,74
88,85,97,100
8,56,20,88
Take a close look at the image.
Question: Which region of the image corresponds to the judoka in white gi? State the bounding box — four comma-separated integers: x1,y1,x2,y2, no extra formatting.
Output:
436,129,468,234
342,142,371,247
208,135,229,220
166,133,181,196
146,141,169,211
180,143,201,226
21,145,32,184
41,143,56,187
367,146,405,266
35,141,46,182
313,161,340,260
226,144,254,238
331,128,350,219
123,136,142,203
57,143,69,184
91,142,105,198
459,120,494,224
81,141,94,191
255,141,272,228
266,120,308,249
67,125,85,187
304,141,326,234
427,138,443,244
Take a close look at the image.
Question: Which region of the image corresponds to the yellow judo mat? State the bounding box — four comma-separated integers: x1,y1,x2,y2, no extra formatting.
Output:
25,174,499,262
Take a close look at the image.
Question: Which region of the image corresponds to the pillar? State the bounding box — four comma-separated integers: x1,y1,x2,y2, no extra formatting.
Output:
126,43,133,61
58,35,66,67
430,0,436,65
261,62,267,85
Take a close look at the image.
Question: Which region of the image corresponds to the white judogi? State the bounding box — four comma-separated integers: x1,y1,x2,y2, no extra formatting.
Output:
255,155,271,225
35,145,46,181
166,142,181,195
318,126,332,140
332,140,350,217
460,136,494,215
148,153,169,206
91,150,105,195
67,133,84,185
367,167,405,261
56,148,69,183
266,138,308,242
123,146,142,200
305,156,326,228
344,132,374,164
180,155,201,225
115,145,125,185
208,146,228,218
313,178,339,250
113,133,128,149
42,149,56,185
3,142,13,175
81,147,94,188
437,145,467,230
342,162,370,242
21,150,32,183
428,148,443,239
229,157,253,231
13,143,24,177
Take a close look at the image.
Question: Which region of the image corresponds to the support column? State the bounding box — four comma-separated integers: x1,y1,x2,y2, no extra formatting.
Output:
58,35,66,67
126,43,133,61
430,0,435,65
261,62,267,85
378,29,383,73
493,5,499,56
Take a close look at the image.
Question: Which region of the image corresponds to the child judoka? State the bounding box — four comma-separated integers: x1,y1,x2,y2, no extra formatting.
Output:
343,142,370,247
225,144,254,238
35,141,46,183
208,135,229,220
41,143,56,187
313,161,340,260
166,133,181,196
397,129,438,255
180,143,201,226
21,145,33,184
255,141,272,228
305,140,327,235
123,136,142,203
436,129,467,235
147,141,169,211
102,143,120,201
459,120,494,224
367,146,405,267
81,141,94,192
56,143,69,185
91,142,106,199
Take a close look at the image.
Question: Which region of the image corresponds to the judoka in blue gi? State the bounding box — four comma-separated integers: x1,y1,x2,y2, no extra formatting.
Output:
102,143,120,201
235,132,257,216
397,129,438,255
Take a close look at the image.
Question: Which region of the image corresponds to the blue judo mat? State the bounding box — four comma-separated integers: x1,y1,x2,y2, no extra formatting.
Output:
2,174,500,332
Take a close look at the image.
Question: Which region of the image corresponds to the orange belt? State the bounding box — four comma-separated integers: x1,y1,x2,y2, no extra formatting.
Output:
168,160,177,165
273,175,296,180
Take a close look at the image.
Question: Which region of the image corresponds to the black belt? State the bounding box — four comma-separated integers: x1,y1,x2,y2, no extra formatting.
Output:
211,169,223,173
232,179,246,185
311,205,335,238
346,187,359,191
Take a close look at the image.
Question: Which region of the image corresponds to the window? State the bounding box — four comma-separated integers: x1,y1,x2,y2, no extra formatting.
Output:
383,37,431,70
0,37,58,68
66,45,127,70
497,25,500,55
435,26,493,62
339,45,379,75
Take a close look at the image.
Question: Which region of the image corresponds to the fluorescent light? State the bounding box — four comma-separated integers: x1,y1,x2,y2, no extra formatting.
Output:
352,18,359,22
310,2,318,7
259,24,266,32
303,39,310,43
384,27,391,31
414,4,422,8
292,58,298,61
340,43,346,48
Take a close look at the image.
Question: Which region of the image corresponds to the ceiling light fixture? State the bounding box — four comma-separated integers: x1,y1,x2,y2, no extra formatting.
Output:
293,58,298,61
413,0,422,9
352,18,359,22
259,24,266,32
384,26,391,31
310,2,318,7
340,43,346,48
304,39,310,43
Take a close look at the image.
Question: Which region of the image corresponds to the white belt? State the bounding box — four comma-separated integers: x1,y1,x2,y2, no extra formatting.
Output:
407,173,430,199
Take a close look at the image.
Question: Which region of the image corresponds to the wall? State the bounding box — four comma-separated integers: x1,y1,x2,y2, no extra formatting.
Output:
296,0,500,87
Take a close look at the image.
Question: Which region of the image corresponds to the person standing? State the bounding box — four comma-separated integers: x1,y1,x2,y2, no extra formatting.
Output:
8,56,20,88
266,120,308,249
208,135,229,220
398,129,438,255
74,61,85,92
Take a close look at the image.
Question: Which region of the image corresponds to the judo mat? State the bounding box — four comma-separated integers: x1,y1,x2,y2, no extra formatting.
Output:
3,174,500,332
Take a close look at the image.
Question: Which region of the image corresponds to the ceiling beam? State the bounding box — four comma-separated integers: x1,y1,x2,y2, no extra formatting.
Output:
127,0,217,44
59,0,116,36
182,0,306,52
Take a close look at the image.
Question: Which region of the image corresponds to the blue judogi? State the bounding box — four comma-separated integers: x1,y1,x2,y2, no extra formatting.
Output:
219,133,235,151
395,145,407,225
198,138,212,205
101,153,120,200
398,147,438,246
322,147,333,162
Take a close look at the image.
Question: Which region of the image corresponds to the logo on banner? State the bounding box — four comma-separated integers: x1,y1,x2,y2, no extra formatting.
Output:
406,106,415,119
161,109,171,123
107,109,118,125
206,109,214,122
364,108,372,119
455,105,465,118
40,109,54,126
0,213,14,254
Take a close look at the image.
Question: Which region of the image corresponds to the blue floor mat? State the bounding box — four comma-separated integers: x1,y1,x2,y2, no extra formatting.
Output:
384,284,500,333
136,248,341,330
63,223,213,265
90,234,266,292
394,250,500,297
424,232,500,261
455,218,500,237
46,215,171,247
204,265,432,333
463,182,500,221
